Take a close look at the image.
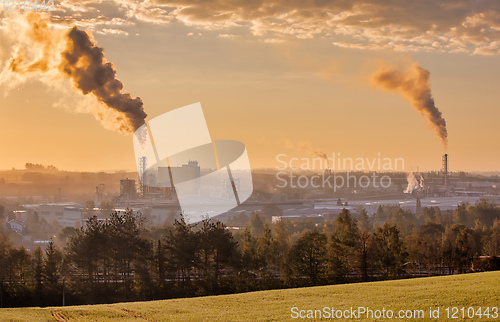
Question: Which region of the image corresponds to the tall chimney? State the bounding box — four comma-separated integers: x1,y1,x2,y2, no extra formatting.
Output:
138,156,147,197
442,154,448,190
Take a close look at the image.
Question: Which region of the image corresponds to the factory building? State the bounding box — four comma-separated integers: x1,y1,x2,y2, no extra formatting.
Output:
120,179,137,199
38,203,83,227
15,203,84,228
167,160,201,194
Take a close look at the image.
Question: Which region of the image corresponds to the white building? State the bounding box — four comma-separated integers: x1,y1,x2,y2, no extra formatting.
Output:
148,205,180,226
60,206,84,228
13,210,29,222
6,220,25,233
37,203,83,228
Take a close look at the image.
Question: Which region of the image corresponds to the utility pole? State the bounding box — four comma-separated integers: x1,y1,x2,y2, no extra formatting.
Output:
62,276,65,306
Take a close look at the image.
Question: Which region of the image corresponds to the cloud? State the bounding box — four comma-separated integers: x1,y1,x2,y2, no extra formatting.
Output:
473,41,500,55
144,0,500,55
4,1,500,55
217,33,238,38
96,28,129,36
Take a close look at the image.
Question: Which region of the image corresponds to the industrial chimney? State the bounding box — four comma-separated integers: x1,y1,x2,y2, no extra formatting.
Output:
138,156,147,197
442,154,448,190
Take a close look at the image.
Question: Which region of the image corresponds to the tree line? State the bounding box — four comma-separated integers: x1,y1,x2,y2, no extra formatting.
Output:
0,200,499,307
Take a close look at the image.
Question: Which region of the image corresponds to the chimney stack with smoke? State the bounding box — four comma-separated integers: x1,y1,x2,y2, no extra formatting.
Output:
442,153,448,191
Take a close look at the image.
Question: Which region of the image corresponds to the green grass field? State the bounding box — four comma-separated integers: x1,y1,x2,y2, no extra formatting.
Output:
1,272,499,321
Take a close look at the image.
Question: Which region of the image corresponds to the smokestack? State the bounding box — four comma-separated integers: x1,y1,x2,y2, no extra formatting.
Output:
371,62,448,151
442,154,448,190
138,156,147,196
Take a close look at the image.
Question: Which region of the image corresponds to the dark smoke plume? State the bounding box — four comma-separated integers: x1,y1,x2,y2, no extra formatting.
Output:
371,62,448,150
60,27,147,132
298,141,328,160
0,13,147,133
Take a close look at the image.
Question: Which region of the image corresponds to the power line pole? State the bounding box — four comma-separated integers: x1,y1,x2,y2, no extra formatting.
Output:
62,276,65,307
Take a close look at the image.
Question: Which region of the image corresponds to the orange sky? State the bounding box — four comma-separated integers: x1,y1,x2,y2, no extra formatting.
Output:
0,4,499,172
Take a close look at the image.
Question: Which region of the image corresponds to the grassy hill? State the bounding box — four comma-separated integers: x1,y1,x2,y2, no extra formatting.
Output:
1,271,499,321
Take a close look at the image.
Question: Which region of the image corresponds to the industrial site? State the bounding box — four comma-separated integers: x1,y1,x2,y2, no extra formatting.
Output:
1,151,499,251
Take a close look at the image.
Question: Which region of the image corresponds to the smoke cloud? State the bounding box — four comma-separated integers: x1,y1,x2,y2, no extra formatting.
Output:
404,173,424,194
5,14,58,74
298,141,327,161
60,27,147,132
371,62,448,150
0,13,147,133
285,140,329,165
285,140,328,162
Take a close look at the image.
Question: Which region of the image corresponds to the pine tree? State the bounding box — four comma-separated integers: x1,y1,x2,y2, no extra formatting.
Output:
374,223,408,277
359,208,372,232
292,230,328,285
328,209,360,281
356,230,376,281
44,242,62,300
271,219,290,280
156,239,166,289
33,246,44,304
